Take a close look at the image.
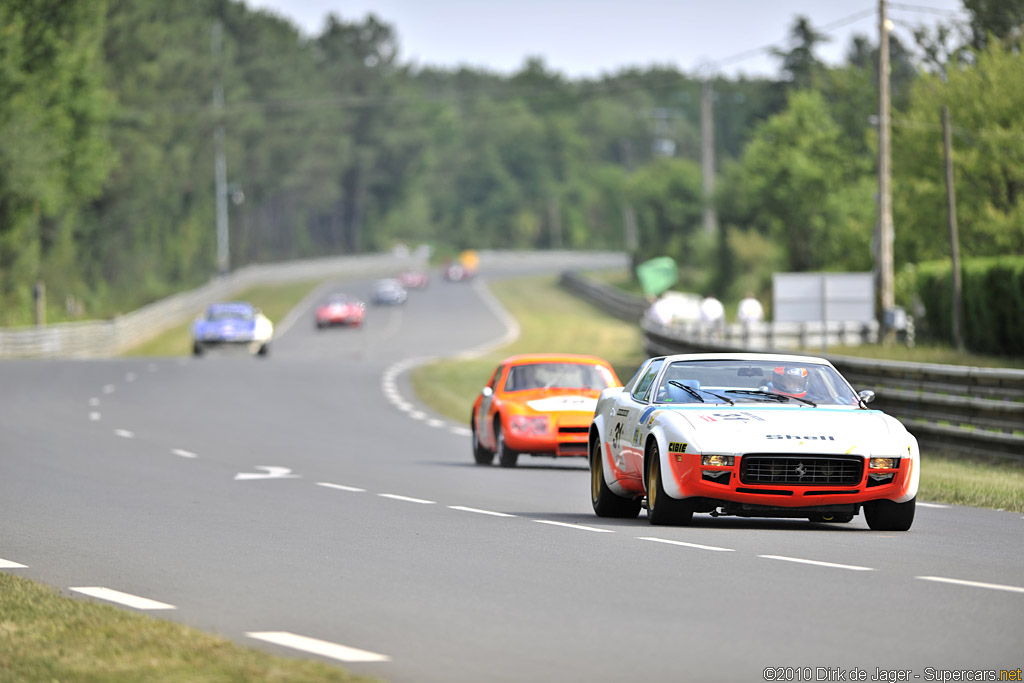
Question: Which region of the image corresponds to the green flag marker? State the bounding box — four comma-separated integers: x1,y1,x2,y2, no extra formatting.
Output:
635,256,678,298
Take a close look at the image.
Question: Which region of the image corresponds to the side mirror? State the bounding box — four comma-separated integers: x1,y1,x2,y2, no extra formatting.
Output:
482,386,493,398
858,390,875,405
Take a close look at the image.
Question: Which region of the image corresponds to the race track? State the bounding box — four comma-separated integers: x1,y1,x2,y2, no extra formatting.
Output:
2,257,1022,683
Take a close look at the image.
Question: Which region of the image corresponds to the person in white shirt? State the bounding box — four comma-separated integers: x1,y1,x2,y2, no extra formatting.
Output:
737,292,764,325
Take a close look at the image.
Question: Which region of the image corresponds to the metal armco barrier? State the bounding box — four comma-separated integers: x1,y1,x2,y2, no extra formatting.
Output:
561,271,1024,459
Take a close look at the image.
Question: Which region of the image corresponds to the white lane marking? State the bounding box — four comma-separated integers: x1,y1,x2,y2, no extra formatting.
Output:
147,363,158,372
102,385,115,394
379,493,435,505
639,537,735,552
89,412,101,421
449,426,472,437
317,482,366,493
235,466,300,481
534,520,614,533
89,397,100,406
426,419,444,428
70,587,175,610
0,558,28,568
409,411,426,420
448,506,516,518
172,449,197,459
125,372,136,382
918,502,950,509
246,631,390,663
917,576,1024,594
114,429,134,439
759,555,873,571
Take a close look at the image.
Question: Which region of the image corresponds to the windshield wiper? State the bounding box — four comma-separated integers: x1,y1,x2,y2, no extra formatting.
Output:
726,389,817,407
668,380,704,403
668,381,735,406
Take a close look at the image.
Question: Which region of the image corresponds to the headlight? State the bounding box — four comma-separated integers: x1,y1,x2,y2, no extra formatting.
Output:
869,457,900,469
508,415,549,436
702,454,734,467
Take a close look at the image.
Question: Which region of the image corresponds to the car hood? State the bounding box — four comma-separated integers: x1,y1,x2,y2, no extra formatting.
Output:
653,406,906,456
195,318,255,335
507,389,602,415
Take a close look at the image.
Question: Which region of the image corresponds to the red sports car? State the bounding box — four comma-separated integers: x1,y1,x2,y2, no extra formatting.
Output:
471,353,622,468
398,270,430,290
315,294,365,329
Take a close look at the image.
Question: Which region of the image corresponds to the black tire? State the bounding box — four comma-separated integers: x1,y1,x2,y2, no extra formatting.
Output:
591,438,641,518
471,418,494,465
810,513,854,523
192,342,204,357
865,497,915,531
646,442,694,526
257,342,270,357
495,420,518,468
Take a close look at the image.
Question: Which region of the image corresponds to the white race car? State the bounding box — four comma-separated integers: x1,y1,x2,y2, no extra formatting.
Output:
589,353,920,530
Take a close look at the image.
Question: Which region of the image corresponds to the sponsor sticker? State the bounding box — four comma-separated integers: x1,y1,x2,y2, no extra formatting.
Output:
668,442,687,453
632,427,641,446
616,408,630,417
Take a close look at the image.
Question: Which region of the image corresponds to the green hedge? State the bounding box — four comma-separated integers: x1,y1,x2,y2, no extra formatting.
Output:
909,257,1024,356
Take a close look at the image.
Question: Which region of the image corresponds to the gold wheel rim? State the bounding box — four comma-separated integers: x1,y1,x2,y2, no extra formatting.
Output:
591,444,602,502
648,451,658,510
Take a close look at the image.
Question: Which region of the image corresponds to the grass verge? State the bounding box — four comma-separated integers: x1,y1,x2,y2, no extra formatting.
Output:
412,274,1024,513
123,279,325,357
0,573,379,682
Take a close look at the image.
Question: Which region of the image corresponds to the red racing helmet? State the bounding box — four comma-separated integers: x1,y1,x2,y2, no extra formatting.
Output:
773,366,809,397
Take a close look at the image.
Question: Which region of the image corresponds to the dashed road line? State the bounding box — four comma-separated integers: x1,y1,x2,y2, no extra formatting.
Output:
449,426,472,437
426,419,444,428
89,412,101,421
0,558,28,568
172,449,197,459
534,520,614,533
917,576,1024,594
409,411,426,420
448,506,516,518
125,372,136,382
379,493,435,505
918,502,950,509
114,429,134,439
317,482,366,493
639,537,735,552
70,587,176,610
102,384,115,394
759,555,873,571
246,631,390,663
89,397,100,406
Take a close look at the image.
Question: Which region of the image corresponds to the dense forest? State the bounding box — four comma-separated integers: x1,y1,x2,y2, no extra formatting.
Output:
0,0,1022,325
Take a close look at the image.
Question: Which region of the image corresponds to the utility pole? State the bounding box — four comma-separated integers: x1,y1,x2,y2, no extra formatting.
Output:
212,21,229,276
620,139,639,253
942,105,964,351
877,0,895,337
701,79,717,235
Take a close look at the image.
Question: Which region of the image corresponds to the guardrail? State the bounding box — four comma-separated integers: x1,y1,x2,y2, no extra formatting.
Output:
560,271,1024,459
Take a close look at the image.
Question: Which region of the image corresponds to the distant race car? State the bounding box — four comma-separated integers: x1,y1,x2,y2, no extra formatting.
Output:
373,278,407,305
589,353,920,530
191,302,273,357
471,353,622,468
315,293,365,329
398,270,430,290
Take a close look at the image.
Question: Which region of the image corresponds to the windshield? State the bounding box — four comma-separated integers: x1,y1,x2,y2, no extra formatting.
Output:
652,359,859,406
206,308,253,322
503,362,614,392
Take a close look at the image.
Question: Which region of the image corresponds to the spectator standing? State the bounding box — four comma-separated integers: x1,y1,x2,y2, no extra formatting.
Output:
700,294,725,338
737,292,764,325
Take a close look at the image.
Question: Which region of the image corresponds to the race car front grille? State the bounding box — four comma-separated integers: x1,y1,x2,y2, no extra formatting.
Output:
557,426,589,434
739,455,863,487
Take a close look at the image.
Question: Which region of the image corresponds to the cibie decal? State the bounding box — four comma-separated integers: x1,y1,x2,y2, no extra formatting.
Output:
668,442,687,453
766,434,836,441
616,408,630,417
526,396,598,412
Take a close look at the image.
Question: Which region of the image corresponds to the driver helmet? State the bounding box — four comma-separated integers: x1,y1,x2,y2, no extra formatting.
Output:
773,366,808,397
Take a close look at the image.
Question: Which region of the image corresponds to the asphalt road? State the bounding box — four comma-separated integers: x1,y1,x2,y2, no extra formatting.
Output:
2,258,1022,683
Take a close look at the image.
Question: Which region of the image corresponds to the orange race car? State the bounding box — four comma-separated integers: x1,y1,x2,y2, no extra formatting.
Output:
471,353,621,468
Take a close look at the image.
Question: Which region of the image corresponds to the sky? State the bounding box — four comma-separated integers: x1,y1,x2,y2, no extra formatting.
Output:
244,0,968,79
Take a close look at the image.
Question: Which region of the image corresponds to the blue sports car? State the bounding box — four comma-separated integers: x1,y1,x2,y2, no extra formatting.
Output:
191,302,273,357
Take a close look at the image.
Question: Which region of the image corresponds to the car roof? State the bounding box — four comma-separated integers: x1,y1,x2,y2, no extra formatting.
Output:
498,353,613,367
657,352,833,367
207,302,254,313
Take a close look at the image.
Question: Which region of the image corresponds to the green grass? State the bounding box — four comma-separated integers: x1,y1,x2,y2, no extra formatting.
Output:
411,275,647,423
917,450,1024,513
123,280,324,357
0,573,379,682
815,342,1024,370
